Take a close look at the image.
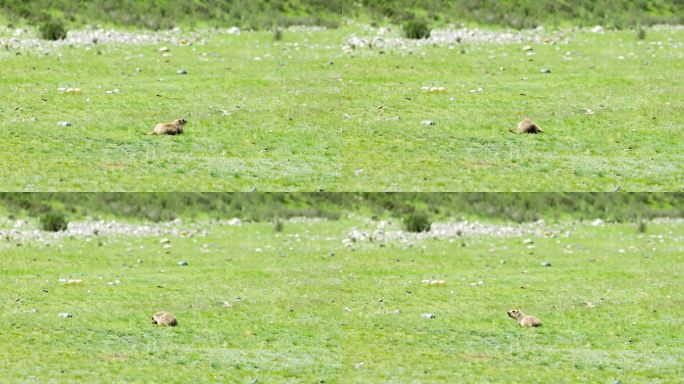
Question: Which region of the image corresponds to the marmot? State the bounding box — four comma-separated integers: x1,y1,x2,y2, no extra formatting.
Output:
507,309,542,327
148,118,186,135
510,117,543,134
152,311,178,326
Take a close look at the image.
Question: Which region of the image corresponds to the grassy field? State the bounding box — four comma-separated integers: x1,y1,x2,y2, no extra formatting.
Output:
1,218,682,382
1,26,683,191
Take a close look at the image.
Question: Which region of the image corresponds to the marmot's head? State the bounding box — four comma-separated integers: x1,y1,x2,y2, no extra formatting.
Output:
175,118,187,127
152,312,166,324
507,309,522,319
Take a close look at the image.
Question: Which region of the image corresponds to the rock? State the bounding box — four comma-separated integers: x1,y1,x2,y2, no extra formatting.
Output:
591,26,605,33
177,69,187,75
523,238,534,245
158,46,170,52
178,260,188,266
510,117,543,134
159,238,170,244
421,120,436,126
57,121,72,127
541,68,552,74
591,219,604,227
58,312,73,318
421,313,436,319
522,45,533,51
541,261,552,267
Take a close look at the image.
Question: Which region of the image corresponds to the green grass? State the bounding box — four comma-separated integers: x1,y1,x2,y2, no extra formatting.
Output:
1,26,683,191
0,218,682,382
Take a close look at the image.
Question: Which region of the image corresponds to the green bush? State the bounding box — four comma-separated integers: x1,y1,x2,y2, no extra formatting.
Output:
39,18,67,40
404,211,432,233
39,211,68,232
404,19,431,39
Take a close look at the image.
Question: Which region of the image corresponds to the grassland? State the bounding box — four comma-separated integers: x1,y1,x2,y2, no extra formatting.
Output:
1,218,682,382
1,26,683,191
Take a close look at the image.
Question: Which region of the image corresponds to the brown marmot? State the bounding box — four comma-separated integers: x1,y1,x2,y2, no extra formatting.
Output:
510,117,543,134
152,311,178,326
507,309,542,327
148,118,186,135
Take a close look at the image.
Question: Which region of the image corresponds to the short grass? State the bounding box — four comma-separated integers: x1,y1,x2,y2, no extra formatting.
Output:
1,218,682,382
1,26,683,191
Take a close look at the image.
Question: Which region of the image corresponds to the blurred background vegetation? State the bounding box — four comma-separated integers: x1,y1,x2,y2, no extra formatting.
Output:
0,193,681,224
1,0,682,31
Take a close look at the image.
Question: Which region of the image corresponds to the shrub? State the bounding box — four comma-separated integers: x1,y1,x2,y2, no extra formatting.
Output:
403,19,431,39
404,211,432,233
39,211,68,232
39,18,67,40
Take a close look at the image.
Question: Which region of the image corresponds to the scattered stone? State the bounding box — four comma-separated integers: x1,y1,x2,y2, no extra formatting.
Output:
584,109,595,115
57,121,72,127
590,26,605,34
178,260,188,266
541,261,552,267
591,219,604,227
58,312,73,318
159,238,170,244
59,279,83,284
422,86,446,93
422,279,446,286
510,117,543,134
541,68,552,74
421,120,435,126
159,46,170,52
354,169,363,176
344,307,352,313
523,238,534,245
152,311,178,326
421,313,436,319
522,45,533,51
585,302,595,308
177,69,187,75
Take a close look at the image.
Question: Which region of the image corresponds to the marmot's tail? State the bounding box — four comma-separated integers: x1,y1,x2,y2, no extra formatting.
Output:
509,129,517,134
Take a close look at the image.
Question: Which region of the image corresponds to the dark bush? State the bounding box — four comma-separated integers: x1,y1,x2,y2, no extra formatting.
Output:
39,18,67,40
404,211,432,233
39,211,68,232
404,19,431,39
